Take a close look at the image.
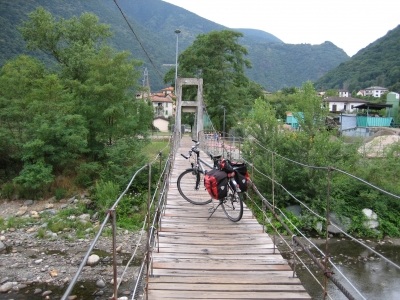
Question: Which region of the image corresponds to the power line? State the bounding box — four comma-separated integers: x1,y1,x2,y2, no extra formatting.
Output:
113,0,164,80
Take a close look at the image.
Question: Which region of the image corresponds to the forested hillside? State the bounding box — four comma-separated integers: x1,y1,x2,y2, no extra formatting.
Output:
0,0,348,92
314,25,400,93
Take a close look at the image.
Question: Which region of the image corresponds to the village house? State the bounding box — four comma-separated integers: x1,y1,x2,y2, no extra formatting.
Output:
323,97,369,113
363,86,389,98
151,92,174,118
339,89,349,97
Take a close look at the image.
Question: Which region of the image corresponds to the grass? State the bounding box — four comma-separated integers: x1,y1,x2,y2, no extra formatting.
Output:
142,141,169,160
3,216,34,229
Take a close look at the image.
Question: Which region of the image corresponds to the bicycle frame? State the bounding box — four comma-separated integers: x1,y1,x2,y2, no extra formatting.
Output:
181,141,217,174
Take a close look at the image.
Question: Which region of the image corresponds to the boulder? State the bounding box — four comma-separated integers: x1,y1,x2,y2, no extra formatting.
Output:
286,205,301,216
327,213,351,234
362,208,379,229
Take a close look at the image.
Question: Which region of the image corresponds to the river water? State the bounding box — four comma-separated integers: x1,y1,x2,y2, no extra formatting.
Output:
281,238,400,300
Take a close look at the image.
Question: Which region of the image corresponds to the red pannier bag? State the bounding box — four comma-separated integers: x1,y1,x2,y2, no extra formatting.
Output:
204,169,228,200
231,162,250,192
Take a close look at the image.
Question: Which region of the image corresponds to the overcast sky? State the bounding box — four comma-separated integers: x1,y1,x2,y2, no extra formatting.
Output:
162,0,400,57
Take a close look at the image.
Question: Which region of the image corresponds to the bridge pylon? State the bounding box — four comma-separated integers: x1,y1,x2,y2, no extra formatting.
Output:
175,78,204,140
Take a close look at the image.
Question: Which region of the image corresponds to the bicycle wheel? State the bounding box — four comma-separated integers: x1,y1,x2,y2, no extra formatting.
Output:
221,189,243,222
177,169,212,205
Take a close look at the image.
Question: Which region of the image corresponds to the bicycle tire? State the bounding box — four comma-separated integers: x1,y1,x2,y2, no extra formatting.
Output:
177,169,212,205
221,189,244,222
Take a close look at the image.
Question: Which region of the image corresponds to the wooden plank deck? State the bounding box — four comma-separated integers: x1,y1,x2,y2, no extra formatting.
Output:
147,136,311,299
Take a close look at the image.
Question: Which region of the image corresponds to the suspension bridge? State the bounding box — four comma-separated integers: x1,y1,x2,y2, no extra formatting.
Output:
59,78,400,300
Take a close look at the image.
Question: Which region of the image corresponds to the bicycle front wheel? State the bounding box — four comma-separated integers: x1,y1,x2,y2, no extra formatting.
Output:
221,190,244,222
177,169,212,205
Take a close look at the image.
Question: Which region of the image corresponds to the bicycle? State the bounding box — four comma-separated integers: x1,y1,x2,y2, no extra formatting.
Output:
177,139,244,222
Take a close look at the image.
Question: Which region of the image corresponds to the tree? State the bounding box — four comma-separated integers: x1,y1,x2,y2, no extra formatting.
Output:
18,8,153,159
292,81,330,138
165,30,263,133
19,7,113,82
0,8,154,195
71,47,153,154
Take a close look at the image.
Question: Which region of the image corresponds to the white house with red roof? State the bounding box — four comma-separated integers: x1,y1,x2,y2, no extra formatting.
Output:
151,92,174,118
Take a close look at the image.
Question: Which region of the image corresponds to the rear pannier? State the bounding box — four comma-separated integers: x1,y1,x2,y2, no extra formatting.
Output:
204,169,228,200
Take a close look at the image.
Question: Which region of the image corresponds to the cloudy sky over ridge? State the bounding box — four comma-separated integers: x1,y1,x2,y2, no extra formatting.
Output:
163,0,400,57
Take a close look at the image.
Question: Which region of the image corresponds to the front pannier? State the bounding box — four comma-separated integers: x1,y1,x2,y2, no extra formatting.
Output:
204,169,228,200
231,162,250,192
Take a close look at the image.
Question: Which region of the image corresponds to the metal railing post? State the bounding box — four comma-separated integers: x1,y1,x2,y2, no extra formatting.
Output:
272,152,276,254
146,163,151,300
324,167,332,300
110,209,118,300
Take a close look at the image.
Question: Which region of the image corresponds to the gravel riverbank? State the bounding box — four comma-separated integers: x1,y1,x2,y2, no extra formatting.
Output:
0,198,146,299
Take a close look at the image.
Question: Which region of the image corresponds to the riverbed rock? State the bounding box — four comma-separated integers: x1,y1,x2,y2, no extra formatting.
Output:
42,290,52,296
96,279,106,287
16,206,27,216
0,282,14,293
87,254,100,266
0,241,5,251
79,214,91,224
49,270,58,277
24,200,34,206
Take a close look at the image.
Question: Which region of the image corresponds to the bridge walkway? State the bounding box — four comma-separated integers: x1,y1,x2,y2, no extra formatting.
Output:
147,136,311,299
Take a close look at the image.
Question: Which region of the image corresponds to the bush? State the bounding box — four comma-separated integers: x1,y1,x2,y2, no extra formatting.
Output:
74,173,92,188
1,183,15,199
92,180,120,216
53,188,67,200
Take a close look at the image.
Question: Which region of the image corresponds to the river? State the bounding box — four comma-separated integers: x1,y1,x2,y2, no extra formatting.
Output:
281,237,400,300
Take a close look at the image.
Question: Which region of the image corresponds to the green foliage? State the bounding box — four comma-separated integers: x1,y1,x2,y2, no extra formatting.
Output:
5,216,33,229
13,159,54,189
53,188,67,200
1,183,15,199
92,180,120,216
0,9,154,197
242,81,400,237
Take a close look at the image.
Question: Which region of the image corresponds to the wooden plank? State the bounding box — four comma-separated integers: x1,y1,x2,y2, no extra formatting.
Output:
151,269,296,277
148,275,303,285
152,247,279,255
147,290,312,299
148,283,307,292
152,262,291,271
151,253,285,261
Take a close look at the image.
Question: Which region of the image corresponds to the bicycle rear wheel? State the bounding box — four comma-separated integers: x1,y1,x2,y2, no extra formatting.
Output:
177,169,212,205
221,189,243,222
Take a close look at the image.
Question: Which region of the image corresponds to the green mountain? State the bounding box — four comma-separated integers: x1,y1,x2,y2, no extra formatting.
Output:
0,0,349,92
314,25,400,93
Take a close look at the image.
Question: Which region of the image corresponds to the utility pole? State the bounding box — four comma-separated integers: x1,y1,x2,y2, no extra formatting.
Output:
174,29,181,95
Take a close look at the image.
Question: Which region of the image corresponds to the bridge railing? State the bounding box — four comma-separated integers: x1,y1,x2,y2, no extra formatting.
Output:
61,129,181,300
196,130,400,300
